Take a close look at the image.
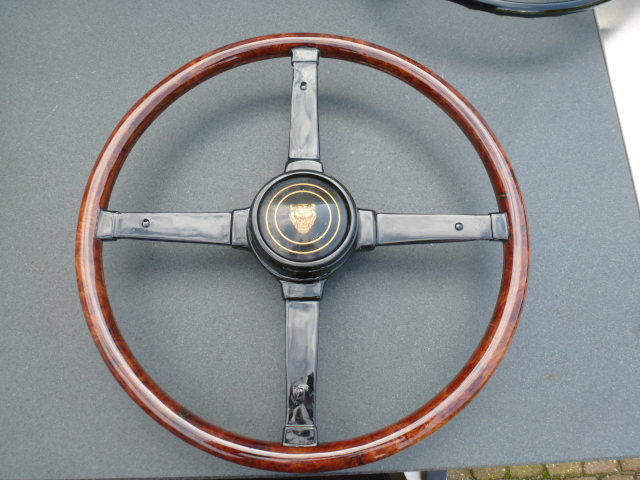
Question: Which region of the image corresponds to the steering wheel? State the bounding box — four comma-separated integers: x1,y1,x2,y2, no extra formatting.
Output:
76,34,529,473
449,0,611,16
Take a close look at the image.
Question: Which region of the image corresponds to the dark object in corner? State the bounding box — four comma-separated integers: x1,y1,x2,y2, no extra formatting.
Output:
449,0,611,17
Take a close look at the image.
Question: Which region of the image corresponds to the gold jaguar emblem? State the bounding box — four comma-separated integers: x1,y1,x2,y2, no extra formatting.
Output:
289,203,317,234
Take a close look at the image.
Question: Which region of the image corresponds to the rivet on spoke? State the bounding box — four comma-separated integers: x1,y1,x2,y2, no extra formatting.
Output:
300,82,307,90
455,222,464,231
142,219,150,228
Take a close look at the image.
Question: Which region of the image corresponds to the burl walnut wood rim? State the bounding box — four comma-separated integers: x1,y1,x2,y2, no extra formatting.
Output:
76,34,529,473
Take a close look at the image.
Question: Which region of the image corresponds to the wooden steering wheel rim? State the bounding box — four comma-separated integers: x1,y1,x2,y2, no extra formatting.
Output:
75,33,529,473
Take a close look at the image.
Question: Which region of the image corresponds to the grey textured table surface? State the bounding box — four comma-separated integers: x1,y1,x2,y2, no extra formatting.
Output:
1,1,639,479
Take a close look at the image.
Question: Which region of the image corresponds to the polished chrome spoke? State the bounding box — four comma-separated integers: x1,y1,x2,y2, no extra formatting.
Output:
283,300,319,446
285,48,322,173
96,208,250,247
280,280,324,447
356,210,509,249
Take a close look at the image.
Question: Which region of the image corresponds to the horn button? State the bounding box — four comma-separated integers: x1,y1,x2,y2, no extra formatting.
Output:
249,172,357,280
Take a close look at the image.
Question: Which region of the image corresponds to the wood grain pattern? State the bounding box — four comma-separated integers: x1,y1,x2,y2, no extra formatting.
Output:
75,34,529,473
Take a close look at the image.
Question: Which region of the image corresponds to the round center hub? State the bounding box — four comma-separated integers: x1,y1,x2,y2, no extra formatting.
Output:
256,175,351,262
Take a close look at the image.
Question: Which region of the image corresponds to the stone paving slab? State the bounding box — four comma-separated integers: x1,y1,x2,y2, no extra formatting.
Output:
621,460,640,472
585,462,620,475
603,476,635,480
510,465,545,479
547,463,583,477
471,467,507,480
447,458,640,480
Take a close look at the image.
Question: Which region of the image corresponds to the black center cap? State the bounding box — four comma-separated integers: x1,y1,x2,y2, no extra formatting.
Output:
257,175,350,262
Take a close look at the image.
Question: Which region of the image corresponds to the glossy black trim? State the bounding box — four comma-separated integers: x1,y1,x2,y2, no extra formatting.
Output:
95,210,232,244
287,48,320,166
285,160,323,173
375,213,509,245
491,212,509,241
281,280,326,300
448,0,611,16
232,208,250,248
283,299,319,447
356,209,377,251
